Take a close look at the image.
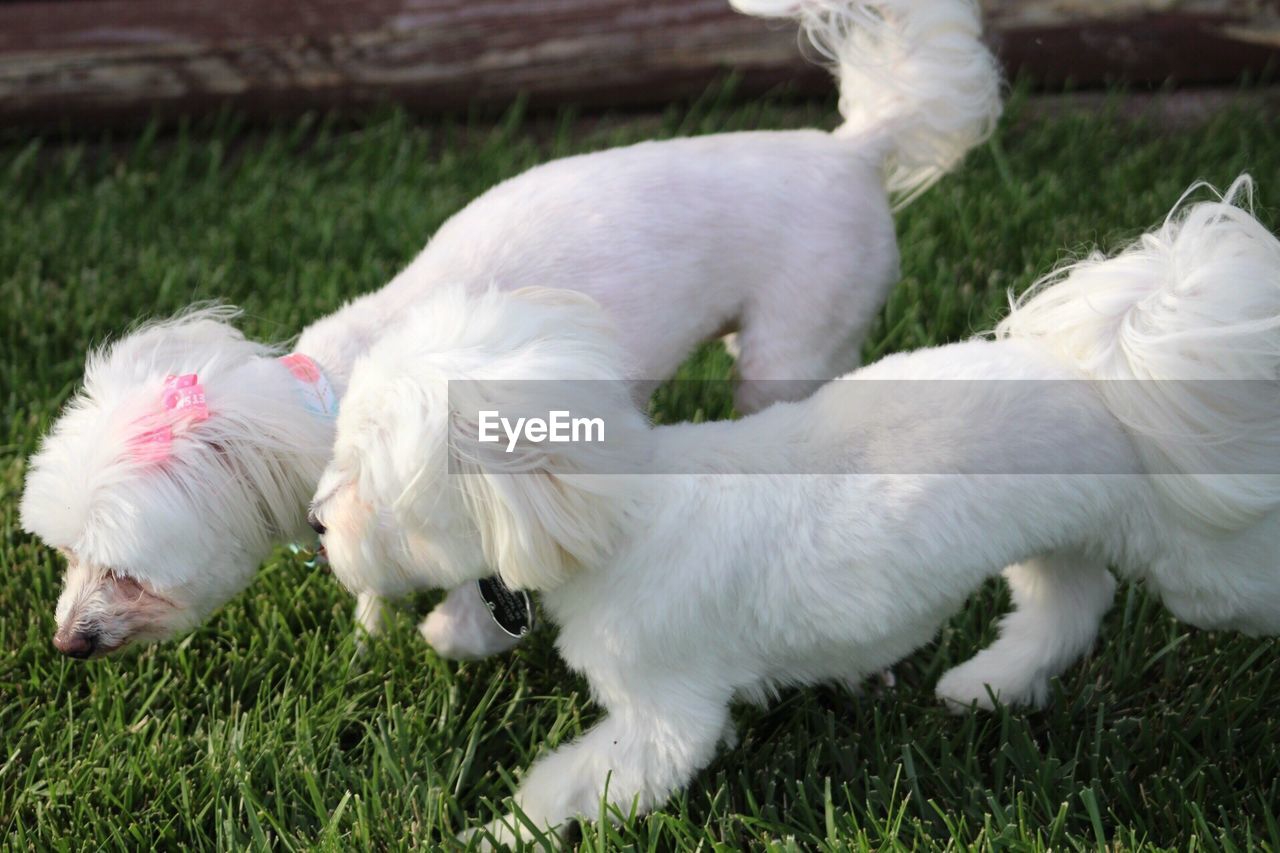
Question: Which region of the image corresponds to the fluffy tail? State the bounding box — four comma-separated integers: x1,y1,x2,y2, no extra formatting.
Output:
730,0,1002,207
998,175,1280,534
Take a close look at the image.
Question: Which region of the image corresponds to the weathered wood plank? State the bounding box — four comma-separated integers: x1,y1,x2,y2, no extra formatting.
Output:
0,0,1276,127
986,0,1280,86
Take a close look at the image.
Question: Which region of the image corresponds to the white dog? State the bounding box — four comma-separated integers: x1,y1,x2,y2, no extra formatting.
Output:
20,0,1001,659
311,177,1280,844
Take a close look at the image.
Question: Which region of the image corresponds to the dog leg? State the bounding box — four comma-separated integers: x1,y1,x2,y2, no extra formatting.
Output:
731,311,866,415
351,592,383,655
936,550,1115,711
420,582,525,661
731,240,894,414
464,696,729,848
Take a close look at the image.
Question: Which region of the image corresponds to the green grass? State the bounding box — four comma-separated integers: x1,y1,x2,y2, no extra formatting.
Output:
3,88,1280,850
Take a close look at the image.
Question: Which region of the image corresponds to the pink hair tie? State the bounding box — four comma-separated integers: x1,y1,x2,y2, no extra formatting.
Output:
130,373,210,463
127,355,333,466
161,373,208,414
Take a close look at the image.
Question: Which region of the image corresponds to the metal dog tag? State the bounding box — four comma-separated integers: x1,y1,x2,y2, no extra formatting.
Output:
476,576,535,638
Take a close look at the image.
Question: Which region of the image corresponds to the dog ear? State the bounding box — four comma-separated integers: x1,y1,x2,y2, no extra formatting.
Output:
459,453,613,591
448,379,642,592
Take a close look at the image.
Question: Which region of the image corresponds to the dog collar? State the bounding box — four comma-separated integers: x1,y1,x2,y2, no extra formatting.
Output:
477,576,535,638
279,353,338,419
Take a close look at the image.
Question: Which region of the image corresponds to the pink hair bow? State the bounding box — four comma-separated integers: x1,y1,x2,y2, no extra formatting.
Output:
130,373,210,463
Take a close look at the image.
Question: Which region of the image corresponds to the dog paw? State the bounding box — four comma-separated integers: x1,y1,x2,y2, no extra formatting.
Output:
456,821,505,852
419,608,516,661
459,814,559,851
935,660,1045,713
935,662,1003,713
419,587,524,661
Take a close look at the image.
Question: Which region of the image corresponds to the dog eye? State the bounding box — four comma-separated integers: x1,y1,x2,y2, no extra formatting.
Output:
307,510,326,536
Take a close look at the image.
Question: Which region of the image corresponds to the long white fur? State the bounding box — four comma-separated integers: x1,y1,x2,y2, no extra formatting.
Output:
21,0,1000,658
314,178,1280,844
731,0,1002,205
22,308,333,650
997,176,1280,533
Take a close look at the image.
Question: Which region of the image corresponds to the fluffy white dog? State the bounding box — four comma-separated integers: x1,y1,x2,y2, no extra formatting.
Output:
20,0,1000,659
312,177,1280,844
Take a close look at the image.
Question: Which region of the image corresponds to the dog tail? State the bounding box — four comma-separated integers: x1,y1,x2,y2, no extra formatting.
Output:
730,0,1002,207
998,175,1280,534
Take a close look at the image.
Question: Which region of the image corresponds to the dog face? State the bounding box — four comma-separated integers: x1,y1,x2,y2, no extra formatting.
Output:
312,287,650,599
52,554,200,658
310,379,492,599
26,437,277,655
21,309,331,656
27,415,292,655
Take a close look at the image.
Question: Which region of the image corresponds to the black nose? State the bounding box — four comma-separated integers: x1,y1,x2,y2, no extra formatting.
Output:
307,510,326,537
54,629,99,659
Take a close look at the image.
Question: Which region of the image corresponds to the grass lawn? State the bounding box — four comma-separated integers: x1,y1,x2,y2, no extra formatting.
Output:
2,88,1279,850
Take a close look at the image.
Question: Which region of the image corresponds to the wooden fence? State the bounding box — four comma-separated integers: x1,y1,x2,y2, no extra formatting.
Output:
0,0,1276,125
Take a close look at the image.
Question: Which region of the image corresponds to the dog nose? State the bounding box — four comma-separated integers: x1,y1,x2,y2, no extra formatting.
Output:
307,510,326,537
53,629,99,659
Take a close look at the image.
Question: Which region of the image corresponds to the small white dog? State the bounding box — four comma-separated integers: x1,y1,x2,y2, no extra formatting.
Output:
312,177,1280,844
20,0,1000,659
